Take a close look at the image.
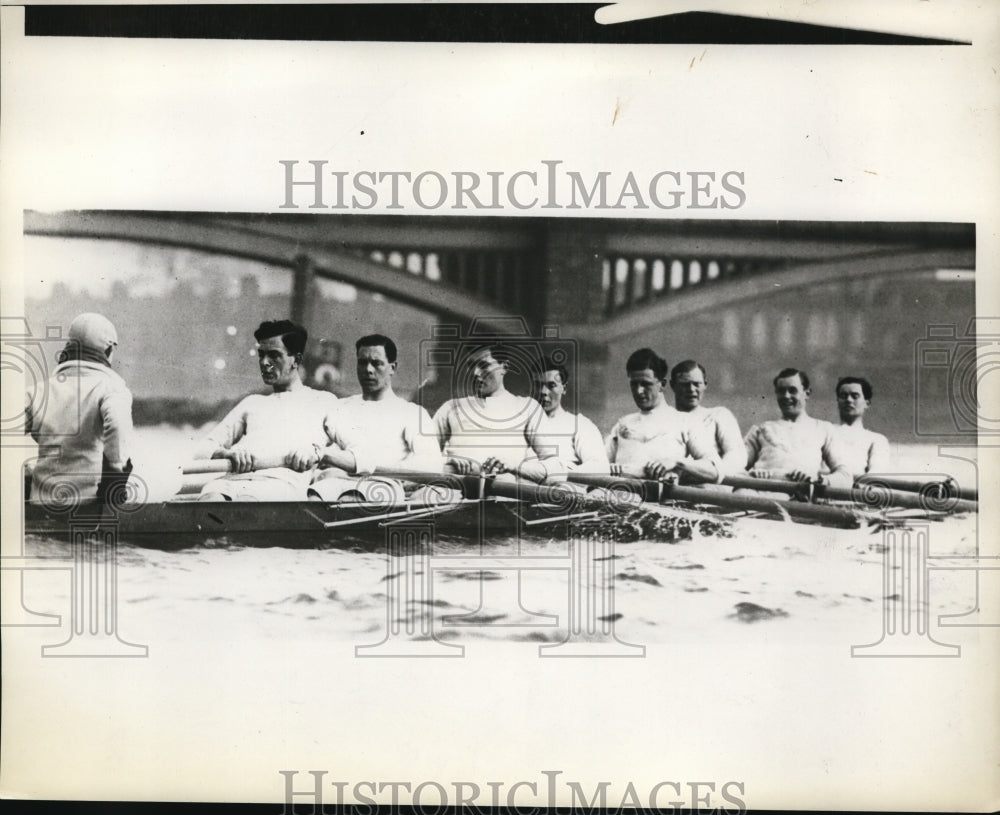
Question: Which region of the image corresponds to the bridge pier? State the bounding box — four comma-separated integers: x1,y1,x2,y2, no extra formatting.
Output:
542,223,613,423
290,253,318,330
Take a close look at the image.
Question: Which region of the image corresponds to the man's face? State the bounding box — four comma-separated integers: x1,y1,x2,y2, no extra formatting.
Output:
774,374,809,419
837,382,869,422
356,344,395,397
534,369,566,415
469,349,505,397
629,368,665,411
257,335,298,391
671,368,706,411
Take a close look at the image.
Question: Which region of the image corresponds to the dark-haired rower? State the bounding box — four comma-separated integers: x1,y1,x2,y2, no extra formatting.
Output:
670,359,746,478
533,358,609,474
830,376,890,477
308,335,442,488
193,319,337,500
744,368,851,488
606,348,720,483
433,343,561,483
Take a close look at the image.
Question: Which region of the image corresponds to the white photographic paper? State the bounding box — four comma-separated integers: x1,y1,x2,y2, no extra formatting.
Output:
2,2,998,809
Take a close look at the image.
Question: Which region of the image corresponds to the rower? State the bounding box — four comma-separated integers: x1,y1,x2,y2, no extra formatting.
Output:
744,368,851,488
669,359,747,478
432,342,561,483
307,334,443,499
605,348,720,483
192,319,337,500
830,376,891,477
26,312,134,507
532,357,610,474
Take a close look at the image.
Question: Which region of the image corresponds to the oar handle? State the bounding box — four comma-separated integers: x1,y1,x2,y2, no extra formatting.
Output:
181,454,290,475
182,460,234,475
722,474,814,494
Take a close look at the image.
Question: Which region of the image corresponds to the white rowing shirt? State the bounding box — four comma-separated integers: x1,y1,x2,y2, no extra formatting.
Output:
829,423,891,478
683,405,747,477
539,408,610,473
194,386,337,487
606,402,718,473
433,391,557,472
320,393,442,475
744,415,851,486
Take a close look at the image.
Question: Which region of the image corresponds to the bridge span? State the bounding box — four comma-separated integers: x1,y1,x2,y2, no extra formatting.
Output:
23,211,974,438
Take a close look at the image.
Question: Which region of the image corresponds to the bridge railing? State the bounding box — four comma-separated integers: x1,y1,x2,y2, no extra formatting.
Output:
602,254,789,315
349,244,540,318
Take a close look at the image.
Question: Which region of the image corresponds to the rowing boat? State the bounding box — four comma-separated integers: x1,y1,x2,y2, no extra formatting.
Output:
21,472,734,549
23,463,975,550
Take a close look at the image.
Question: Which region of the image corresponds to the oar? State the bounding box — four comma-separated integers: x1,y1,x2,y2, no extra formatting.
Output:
182,460,235,475
855,473,977,503
720,473,977,514
181,454,299,476
372,466,648,513
568,472,866,527
377,466,865,527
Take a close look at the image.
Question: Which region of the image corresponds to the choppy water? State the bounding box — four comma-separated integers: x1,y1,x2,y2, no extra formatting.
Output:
16,427,982,651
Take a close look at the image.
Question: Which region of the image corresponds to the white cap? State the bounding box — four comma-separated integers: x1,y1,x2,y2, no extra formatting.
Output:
68,313,118,352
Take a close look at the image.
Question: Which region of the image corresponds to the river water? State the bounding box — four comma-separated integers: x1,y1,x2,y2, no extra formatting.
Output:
8,426,991,807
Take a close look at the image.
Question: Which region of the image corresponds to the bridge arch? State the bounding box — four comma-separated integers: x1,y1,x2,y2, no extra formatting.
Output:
22,212,975,439
24,210,538,330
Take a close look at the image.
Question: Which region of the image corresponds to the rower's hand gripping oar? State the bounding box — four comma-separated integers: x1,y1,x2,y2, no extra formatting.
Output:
182,452,313,476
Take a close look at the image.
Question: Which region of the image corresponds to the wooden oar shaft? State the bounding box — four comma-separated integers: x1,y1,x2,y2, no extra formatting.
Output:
722,474,898,507
855,474,977,503
387,468,867,526
666,482,864,526
721,474,977,514
375,468,648,512
568,473,863,527
181,462,969,523
567,472,658,500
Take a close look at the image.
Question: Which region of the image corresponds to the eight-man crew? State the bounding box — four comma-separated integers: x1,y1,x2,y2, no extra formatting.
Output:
606,348,720,483
532,356,610,474
192,319,337,500
30,303,898,501
830,376,891,477
744,367,851,488
307,334,442,494
432,342,562,483
25,313,134,507
669,359,747,478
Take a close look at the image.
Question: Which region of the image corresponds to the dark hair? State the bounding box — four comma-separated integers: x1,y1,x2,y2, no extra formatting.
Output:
773,367,810,391
254,320,308,356
670,359,707,385
356,334,397,364
626,348,668,381
465,342,511,366
541,356,569,385
836,376,873,401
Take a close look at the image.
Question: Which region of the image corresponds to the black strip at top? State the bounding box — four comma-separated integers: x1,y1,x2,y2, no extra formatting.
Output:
24,4,967,44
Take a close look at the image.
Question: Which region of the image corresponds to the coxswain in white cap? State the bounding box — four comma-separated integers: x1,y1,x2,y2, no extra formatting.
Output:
58,312,119,366
27,313,134,506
